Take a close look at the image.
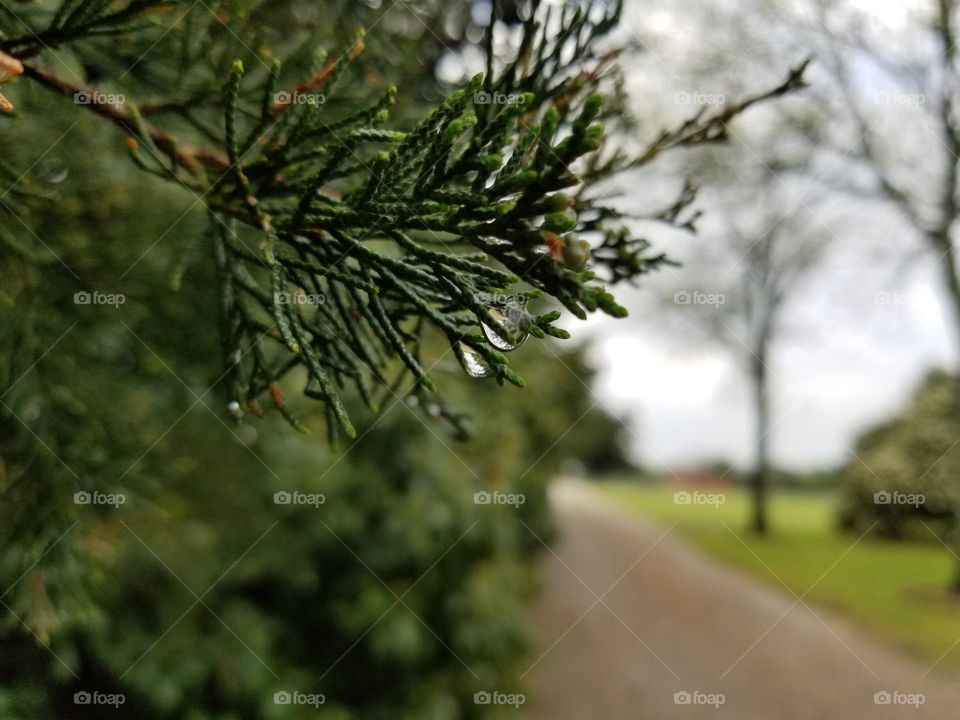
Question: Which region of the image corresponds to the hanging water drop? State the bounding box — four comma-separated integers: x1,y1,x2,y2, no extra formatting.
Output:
481,303,528,352
37,158,68,185
458,342,493,378
227,400,243,419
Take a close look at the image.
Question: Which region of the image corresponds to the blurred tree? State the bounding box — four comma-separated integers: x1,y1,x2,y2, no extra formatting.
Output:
622,9,818,535
795,0,960,589
838,370,960,589
662,153,827,536
807,0,960,337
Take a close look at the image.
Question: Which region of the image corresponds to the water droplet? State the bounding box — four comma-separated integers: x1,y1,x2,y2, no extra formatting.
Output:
458,342,493,378
37,158,68,185
227,400,243,419
482,304,528,352
235,424,258,446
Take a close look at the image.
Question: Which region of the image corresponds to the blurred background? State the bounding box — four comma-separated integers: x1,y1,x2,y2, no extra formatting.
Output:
3,0,960,718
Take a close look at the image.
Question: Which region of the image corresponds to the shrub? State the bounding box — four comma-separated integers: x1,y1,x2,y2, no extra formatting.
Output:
838,370,959,541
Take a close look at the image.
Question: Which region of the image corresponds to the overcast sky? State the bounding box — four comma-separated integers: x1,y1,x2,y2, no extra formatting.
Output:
587,252,955,472
584,0,955,473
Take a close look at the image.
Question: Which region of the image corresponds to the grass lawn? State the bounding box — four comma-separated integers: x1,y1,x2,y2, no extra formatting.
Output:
596,481,960,668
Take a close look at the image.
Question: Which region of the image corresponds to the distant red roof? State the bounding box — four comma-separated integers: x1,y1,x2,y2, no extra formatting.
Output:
662,471,732,487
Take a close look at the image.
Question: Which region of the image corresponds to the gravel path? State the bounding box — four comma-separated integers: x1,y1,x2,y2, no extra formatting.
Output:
523,479,960,719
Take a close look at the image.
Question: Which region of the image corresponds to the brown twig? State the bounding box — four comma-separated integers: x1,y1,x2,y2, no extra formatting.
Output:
269,38,365,117
21,61,230,171
0,49,24,112
632,57,812,167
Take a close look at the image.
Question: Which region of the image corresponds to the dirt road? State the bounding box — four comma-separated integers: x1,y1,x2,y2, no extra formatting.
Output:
524,480,960,719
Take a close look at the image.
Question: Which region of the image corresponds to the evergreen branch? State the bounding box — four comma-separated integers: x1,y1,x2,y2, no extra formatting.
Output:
0,0,809,441
1,0,176,57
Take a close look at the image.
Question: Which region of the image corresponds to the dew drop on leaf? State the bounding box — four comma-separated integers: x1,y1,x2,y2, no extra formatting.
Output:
37,158,68,185
458,342,493,378
481,304,528,352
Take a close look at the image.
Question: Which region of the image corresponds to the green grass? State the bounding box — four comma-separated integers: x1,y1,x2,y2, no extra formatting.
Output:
597,481,960,668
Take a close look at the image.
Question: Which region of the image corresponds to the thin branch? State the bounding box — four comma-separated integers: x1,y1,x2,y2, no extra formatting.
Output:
21,61,230,171
631,58,812,168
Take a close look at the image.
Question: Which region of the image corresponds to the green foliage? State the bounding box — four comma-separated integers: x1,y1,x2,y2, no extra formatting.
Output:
0,1,806,717
0,115,616,712
0,2,639,717
838,370,959,541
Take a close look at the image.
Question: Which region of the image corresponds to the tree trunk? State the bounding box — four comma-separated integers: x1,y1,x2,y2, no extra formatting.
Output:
749,350,770,536
934,233,960,592
951,553,960,594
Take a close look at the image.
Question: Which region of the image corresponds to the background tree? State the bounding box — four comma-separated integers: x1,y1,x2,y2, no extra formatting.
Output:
774,0,960,588
610,1,820,534
838,370,960,582
661,162,828,535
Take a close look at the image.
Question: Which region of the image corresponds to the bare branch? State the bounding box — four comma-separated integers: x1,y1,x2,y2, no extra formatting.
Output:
631,58,811,168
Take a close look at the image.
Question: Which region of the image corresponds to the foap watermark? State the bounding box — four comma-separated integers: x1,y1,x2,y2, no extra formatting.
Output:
473,291,529,310
274,491,325,508
274,91,326,107
274,290,326,306
674,290,725,308
474,490,525,508
674,690,726,707
74,490,126,508
874,691,925,707
273,691,326,707
74,691,125,708
674,91,726,107
674,491,726,508
874,291,907,306
74,290,125,308
875,92,925,106
474,690,526,708
474,91,526,106
874,491,924,508
74,90,125,106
